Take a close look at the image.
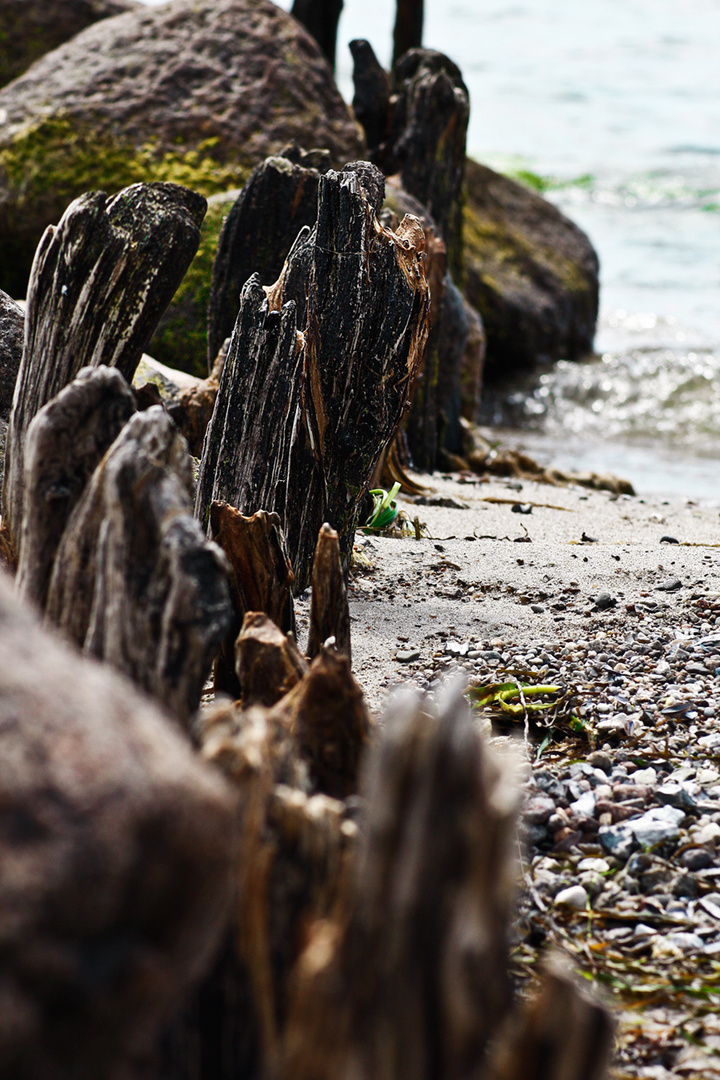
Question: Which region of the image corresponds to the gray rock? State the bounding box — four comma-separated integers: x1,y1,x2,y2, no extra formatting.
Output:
396,649,421,663
0,0,137,89
463,158,599,375
524,793,556,825
656,782,698,811
598,822,637,860
656,578,682,592
630,806,685,847
0,570,237,1078
0,0,363,297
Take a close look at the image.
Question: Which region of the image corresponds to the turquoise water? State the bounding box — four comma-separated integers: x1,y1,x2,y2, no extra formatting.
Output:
143,0,720,498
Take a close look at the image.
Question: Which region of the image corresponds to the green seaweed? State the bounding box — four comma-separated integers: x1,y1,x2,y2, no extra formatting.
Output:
0,113,249,297
150,197,236,377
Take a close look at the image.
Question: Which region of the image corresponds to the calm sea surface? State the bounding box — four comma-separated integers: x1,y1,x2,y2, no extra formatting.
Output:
146,0,720,498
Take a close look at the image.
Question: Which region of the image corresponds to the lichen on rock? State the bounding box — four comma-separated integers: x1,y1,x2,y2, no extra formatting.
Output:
0,0,363,298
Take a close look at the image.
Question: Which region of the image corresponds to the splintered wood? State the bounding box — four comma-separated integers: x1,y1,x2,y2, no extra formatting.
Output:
196,162,430,589
165,678,611,1080
2,182,205,544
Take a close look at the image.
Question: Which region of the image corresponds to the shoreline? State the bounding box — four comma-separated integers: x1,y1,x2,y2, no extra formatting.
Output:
311,469,719,715
325,468,720,1078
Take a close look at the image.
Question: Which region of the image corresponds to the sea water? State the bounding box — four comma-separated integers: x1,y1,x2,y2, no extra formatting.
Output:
146,0,720,499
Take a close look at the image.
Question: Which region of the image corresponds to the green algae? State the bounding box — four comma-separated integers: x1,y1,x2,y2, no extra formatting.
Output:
149,197,236,378
462,197,590,296
0,115,246,207
0,113,249,297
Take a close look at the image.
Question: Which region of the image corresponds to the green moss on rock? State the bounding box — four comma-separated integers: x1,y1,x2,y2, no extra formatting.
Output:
462,157,599,377
0,115,249,299
150,196,238,378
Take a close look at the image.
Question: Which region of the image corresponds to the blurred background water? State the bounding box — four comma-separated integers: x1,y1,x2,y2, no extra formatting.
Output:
148,0,720,499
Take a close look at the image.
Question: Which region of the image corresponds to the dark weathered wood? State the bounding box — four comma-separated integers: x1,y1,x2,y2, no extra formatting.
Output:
291,0,344,70
0,571,237,1080
167,668,609,1080
392,0,424,65
209,502,296,698
270,646,372,799
235,612,307,708
0,523,14,570
386,50,469,280
485,952,614,1080
207,157,321,369
196,164,430,591
0,288,23,422
2,182,206,546
165,676,360,1080
283,682,517,1080
349,40,390,154
384,188,448,470
45,406,231,723
16,366,136,612
307,522,350,663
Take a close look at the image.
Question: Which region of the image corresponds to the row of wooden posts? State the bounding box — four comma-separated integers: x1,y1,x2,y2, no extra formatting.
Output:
0,154,612,1079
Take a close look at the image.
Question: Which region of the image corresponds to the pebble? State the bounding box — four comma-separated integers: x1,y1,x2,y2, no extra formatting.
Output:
554,884,589,909
395,649,420,663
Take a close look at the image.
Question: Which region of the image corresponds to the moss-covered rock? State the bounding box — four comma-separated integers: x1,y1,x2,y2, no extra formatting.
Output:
462,157,599,379
0,0,364,298
149,193,238,378
0,0,137,90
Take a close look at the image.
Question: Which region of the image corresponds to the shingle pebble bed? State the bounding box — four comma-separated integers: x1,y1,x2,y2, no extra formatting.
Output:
298,473,720,1080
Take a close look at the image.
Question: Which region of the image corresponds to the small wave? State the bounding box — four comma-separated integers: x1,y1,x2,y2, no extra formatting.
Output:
480,345,720,460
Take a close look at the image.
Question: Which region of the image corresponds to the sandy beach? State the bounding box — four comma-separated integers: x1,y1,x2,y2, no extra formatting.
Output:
297,470,720,714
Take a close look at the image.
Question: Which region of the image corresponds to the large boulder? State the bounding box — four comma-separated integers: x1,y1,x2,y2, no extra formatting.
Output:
463,157,599,379
0,0,137,90
0,569,238,1078
0,0,364,298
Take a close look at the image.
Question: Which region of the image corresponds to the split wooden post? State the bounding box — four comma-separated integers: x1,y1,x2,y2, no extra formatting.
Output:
207,156,321,369
2,182,205,546
307,522,351,663
196,164,430,590
209,502,296,698
45,406,231,724
16,366,136,612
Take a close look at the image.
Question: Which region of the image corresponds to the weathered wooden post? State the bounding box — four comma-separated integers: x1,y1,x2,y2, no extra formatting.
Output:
196,162,430,590
2,182,205,547
44,406,231,724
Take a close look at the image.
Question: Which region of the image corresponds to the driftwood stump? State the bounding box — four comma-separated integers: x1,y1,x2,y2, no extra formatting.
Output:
393,0,424,64
353,48,469,281
2,182,206,545
207,156,322,370
387,49,469,280
197,163,430,590
209,502,296,698
269,646,372,799
0,288,24,515
235,612,307,708
0,288,23,423
283,683,613,1080
45,406,231,723
0,571,237,1080
16,366,136,611
162,645,370,1080
307,522,351,663
349,40,390,154
290,0,344,70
